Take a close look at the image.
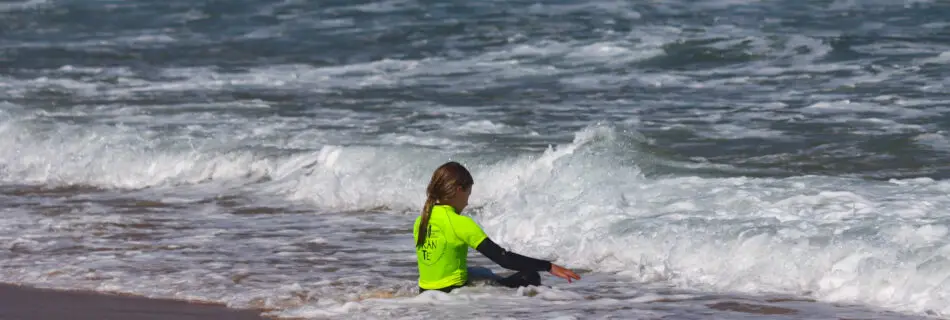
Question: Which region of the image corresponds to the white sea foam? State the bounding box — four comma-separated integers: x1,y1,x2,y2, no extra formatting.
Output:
3,105,950,319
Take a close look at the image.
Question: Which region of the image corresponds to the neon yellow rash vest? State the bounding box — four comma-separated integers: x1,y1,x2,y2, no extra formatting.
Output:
413,204,488,290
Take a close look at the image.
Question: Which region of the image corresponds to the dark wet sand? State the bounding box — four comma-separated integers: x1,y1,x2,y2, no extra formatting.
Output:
0,283,266,320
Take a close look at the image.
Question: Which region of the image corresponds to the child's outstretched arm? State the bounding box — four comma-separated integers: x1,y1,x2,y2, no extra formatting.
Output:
475,238,581,283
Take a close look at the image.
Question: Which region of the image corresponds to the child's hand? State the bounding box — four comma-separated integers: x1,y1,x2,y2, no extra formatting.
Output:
549,264,581,283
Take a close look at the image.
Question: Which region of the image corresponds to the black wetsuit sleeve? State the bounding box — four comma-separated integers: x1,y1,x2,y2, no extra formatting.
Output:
475,238,552,272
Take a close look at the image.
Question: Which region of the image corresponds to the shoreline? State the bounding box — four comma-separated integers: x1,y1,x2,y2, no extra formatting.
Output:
0,280,944,320
0,283,267,320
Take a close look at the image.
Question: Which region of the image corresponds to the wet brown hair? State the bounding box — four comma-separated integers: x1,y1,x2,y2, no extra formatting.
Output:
416,161,474,247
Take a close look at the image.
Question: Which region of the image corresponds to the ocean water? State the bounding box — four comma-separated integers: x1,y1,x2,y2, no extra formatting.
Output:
2,0,950,319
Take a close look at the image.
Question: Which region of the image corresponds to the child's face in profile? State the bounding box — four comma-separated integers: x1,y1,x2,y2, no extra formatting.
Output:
454,184,472,213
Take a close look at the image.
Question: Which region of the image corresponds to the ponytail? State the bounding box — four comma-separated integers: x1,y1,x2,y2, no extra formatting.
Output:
416,161,474,248
416,195,437,247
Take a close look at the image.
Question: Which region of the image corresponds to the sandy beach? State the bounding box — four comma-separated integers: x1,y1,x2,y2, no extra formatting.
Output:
0,284,266,320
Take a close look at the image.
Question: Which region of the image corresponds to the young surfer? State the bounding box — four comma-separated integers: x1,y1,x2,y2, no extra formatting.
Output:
414,161,581,293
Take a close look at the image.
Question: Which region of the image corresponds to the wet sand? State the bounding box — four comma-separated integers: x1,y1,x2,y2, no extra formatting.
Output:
0,283,266,320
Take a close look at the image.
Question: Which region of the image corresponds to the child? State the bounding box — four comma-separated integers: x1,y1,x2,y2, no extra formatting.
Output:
413,161,581,293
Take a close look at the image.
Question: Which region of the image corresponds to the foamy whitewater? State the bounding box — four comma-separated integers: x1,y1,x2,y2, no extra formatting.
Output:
2,0,950,319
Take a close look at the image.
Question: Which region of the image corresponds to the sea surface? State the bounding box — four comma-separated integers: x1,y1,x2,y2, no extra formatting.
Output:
2,0,950,319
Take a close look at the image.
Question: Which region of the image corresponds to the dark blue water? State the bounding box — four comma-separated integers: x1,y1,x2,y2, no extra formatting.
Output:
4,0,950,180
